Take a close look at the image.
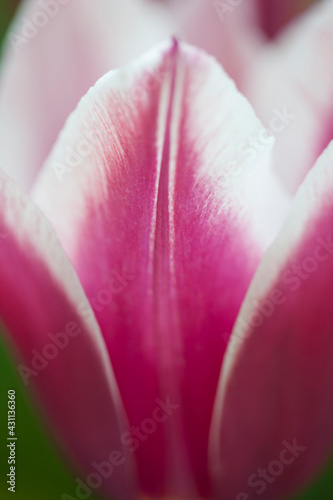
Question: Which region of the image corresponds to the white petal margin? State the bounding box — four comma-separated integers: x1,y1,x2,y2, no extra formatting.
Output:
0,170,137,500
210,141,333,500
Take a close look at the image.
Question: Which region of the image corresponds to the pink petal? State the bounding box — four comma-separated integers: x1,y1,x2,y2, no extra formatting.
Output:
0,171,137,500
168,0,263,93
0,0,174,190
211,141,333,500
246,0,333,195
256,0,316,38
33,40,288,498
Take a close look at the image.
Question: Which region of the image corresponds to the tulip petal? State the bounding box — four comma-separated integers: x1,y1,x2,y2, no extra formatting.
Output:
256,0,316,38
0,0,174,190
0,171,137,500
211,141,333,500
170,0,262,93
246,0,333,195
32,40,288,497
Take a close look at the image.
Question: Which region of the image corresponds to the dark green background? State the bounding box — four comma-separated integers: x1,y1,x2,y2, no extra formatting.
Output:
0,1,332,499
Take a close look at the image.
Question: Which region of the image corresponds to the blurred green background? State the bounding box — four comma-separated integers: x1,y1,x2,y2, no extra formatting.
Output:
0,1,19,42
0,327,103,500
0,1,332,499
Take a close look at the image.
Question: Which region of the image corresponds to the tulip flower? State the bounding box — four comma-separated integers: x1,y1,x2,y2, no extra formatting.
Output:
1,34,333,500
0,1,333,500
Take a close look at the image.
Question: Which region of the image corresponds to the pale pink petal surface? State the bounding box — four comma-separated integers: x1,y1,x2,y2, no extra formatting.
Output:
211,141,333,500
170,0,262,93
0,0,174,190
0,171,137,500
246,0,333,195
33,40,288,498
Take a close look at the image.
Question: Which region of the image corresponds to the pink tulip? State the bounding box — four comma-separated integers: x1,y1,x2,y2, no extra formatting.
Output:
0,1,333,500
